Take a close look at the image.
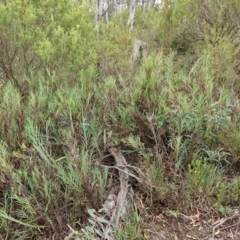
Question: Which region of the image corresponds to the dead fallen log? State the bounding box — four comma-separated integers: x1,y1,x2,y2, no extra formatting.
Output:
102,146,134,238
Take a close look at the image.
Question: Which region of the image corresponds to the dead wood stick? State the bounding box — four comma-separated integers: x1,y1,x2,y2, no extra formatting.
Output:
103,147,130,237
212,214,240,239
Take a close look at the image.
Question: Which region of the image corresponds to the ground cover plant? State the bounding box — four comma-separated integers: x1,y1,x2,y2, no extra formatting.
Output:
0,0,240,239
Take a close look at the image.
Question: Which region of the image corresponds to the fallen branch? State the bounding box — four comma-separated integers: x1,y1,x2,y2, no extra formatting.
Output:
212,214,240,239
103,146,133,238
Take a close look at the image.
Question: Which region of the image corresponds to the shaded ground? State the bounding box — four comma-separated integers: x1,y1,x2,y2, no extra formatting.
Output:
35,201,240,240
144,207,240,240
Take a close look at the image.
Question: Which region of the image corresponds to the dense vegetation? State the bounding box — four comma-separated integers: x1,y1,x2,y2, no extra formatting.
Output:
0,0,240,239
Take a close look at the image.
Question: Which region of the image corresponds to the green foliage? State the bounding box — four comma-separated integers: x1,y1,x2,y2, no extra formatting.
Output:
0,83,23,148
78,208,112,239
114,206,144,240
133,7,162,47
188,159,222,196
0,0,97,92
216,177,240,215
218,126,240,161
96,18,133,77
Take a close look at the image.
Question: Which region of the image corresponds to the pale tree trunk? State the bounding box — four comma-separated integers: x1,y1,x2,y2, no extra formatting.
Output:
98,0,105,21
143,0,148,13
96,0,108,21
132,39,149,71
118,0,124,22
104,0,109,24
95,0,109,37
95,0,100,37
119,0,124,12
127,0,136,32
114,0,117,15
148,0,156,8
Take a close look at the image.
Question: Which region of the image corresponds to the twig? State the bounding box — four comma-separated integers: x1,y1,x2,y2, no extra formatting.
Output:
64,224,78,240
103,146,131,238
212,214,240,239
112,166,142,182
94,158,143,182
95,158,155,186
93,154,112,164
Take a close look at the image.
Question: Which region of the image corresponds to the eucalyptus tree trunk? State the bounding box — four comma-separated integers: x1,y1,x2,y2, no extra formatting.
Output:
119,0,124,12
95,0,100,37
148,0,157,8
118,0,124,22
98,0,105,21
127,0,136,32
95,0,109,37
104,0,109,23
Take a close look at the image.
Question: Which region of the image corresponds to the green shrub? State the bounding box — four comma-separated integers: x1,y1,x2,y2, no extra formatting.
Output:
216,177,240,215
187,159,223,197
0,0,97,93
